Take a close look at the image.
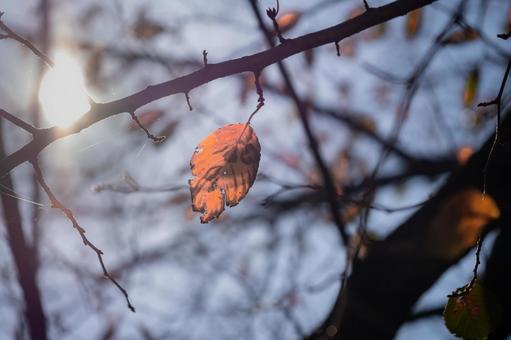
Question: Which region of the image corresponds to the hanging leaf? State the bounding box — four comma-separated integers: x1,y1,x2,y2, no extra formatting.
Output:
406,9,422,39
444,283,501,339
463,67,479,108
189,124,261,223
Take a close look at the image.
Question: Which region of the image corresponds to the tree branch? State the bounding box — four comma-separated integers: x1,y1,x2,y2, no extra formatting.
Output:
308,108,511,339
478,57,511,194
0,109,38,134
0,12,54,67
0,0,438,178
0,120,48,340
30,158,135,312
248,0,350,244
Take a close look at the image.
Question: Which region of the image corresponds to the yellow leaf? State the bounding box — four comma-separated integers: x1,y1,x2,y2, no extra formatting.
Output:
189,124,261,223
464,67,479,108
429,189,500,259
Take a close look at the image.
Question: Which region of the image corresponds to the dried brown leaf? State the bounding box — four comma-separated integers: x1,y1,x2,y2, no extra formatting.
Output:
189,124,261,223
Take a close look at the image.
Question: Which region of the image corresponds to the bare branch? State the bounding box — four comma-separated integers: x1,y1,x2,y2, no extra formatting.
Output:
0,14,54,67
185,92,193,111
448,236,484,298
266,0,287,44
248,0,350,244
30,158,136,312
0,0,439,178
129,112,166,143
202,49,208,66
478,58,511,194
246,71,265,124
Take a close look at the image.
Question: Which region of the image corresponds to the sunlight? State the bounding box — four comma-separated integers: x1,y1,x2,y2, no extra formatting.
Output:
38,51,90,127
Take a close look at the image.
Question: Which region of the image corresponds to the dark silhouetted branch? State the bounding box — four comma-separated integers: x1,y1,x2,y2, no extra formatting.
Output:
30,158,136,312
0,12,54,67
1,0,438,178
248,0,350,244
0,120,48,340
478,57,511,194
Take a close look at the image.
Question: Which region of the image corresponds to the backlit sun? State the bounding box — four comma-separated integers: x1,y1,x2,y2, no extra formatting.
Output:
38,51,90,127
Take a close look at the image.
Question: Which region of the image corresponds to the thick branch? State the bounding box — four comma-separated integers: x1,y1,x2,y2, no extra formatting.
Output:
0,0,437,178
308,110,511,339
0,121,48,340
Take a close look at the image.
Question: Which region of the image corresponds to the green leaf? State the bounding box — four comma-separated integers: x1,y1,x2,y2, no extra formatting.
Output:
443,283,501,339
463,67,479,108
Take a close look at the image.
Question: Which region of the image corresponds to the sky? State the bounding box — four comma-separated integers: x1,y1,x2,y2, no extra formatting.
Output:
1,0,510,339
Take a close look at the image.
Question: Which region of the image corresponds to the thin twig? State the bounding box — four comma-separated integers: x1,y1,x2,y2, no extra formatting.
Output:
0,13,54,67
246,71,265,124
448,236,483,298
185,92,193,111
202,50,208,66
305,3,468,338
30,158,135,312
248,0,349,244
478,57,511,194
92,173,186,194
266,0,287,44
334,41,340,56
129,112,165,143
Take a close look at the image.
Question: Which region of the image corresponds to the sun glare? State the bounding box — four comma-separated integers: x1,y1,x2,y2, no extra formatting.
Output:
39,51,91,127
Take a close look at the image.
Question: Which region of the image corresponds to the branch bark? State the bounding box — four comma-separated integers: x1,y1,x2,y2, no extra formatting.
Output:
0,120,48,340
307,111,511,339
0,0,437,178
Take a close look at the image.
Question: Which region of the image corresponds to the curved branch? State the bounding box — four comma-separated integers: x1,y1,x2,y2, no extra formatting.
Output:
0,0,437,177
